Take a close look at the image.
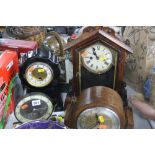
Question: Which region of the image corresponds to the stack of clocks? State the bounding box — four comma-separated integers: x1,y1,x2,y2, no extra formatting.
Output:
14,32,67,123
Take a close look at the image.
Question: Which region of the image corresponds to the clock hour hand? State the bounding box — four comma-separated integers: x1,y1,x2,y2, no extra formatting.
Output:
92,48,99,60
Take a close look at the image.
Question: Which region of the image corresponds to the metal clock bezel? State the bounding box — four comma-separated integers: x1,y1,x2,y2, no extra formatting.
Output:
25,62,54,88
15,93,54,123
76,107,120,129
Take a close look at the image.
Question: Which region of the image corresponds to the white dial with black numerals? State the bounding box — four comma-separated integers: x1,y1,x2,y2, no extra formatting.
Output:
81,43,113,74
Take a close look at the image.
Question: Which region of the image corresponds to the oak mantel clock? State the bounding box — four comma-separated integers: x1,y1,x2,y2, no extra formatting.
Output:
65,26,133,98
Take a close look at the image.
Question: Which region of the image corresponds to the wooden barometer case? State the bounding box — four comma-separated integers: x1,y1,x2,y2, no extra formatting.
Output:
64,27,134,129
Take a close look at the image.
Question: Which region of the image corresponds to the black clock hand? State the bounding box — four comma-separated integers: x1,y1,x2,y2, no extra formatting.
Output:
92,48,99,60
92,47,96,55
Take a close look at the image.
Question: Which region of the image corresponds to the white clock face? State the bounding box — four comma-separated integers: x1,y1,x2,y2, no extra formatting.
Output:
81,43,113,74
25,62,54,88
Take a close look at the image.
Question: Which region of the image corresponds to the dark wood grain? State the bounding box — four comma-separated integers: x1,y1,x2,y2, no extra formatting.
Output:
124,107,134,128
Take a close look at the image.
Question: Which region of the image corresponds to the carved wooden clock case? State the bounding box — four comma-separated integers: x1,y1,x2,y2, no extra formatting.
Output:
64,27,134,129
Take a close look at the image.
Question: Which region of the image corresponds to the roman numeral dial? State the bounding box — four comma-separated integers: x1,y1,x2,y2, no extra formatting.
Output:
81,43,113,74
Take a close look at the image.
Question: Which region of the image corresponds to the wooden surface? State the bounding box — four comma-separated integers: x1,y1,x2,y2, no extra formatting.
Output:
124,107,134,128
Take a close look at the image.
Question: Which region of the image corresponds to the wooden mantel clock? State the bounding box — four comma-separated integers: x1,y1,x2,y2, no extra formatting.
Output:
64,26,134,129
65,26,133,97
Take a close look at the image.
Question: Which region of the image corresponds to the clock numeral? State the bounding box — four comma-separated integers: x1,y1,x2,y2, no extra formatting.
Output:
86,60,90,64
92,47,96,52
96,65,98,69
90,64,93,67
104,61,109,65
97,46,100,50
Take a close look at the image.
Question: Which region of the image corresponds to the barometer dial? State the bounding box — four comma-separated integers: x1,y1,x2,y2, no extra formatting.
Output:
15,93,54,123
